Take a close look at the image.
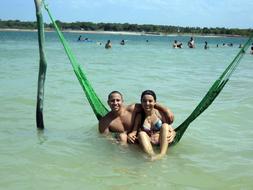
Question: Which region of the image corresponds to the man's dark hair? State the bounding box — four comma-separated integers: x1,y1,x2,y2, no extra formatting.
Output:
108,91,123,100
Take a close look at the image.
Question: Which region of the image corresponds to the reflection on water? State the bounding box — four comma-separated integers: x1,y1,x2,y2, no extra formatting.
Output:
37,129,48,145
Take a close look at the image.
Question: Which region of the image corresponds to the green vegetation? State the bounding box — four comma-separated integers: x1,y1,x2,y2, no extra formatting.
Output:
0,19,252,36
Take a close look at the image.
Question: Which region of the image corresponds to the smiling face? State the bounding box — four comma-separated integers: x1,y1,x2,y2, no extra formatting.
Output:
107,92,123,112
141,94,156,113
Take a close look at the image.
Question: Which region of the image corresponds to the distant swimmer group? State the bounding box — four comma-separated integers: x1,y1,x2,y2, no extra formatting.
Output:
76,35,251,53
77,35,91,42
171,37,246,50
173,40,182,48
173,37,195,49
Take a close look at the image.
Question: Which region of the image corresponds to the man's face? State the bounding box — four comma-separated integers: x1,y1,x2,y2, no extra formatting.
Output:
108,93,123,112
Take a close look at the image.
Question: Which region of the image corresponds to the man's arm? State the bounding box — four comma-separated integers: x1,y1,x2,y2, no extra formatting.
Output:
155,103,174,124
98,117,110,135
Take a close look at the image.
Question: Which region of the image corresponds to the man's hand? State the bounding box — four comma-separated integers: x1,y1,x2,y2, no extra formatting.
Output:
167,125,176,144
165,109,174,124
128,131,137,144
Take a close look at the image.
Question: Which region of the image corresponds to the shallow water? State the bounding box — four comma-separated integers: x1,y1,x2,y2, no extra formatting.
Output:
0,31,253,190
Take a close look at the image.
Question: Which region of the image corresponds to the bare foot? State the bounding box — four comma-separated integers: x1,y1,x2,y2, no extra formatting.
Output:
151,154,164,161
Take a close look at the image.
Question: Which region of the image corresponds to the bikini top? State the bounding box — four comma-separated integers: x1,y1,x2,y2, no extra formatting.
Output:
142,119,162,132
141,111,163,134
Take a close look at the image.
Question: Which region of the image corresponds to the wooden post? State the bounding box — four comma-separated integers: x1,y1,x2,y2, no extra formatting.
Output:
34,0,47,129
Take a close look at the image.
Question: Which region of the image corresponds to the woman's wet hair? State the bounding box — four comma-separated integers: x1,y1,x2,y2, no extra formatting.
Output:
141,90,156,101
108,91,123,100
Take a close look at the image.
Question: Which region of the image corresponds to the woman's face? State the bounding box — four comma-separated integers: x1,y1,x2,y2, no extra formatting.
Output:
141,94,156,112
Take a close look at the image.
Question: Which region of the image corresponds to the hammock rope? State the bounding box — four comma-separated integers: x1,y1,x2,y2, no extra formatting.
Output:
43,2,252,145
43,2,108,120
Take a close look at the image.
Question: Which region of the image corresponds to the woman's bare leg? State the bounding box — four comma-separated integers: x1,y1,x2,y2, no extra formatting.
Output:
138,131,155,157
152,123,170,160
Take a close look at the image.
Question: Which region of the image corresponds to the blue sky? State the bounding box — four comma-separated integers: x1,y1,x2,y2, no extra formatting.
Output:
0,0,252,29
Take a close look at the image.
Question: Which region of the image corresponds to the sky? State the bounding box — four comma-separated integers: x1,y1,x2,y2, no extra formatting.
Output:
0,0,252,29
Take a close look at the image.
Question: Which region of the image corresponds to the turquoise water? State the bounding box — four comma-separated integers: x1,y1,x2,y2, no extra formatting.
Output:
0,31,253,190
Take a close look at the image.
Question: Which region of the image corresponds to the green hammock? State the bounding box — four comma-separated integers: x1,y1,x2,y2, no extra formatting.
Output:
172,37,252,145
43,2,252,145
43,3,108,120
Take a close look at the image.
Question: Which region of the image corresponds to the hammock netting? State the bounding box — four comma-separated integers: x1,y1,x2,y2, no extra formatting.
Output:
43,2,252,145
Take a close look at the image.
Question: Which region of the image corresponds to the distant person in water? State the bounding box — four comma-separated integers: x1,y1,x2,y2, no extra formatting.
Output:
78,36,90,42
120,40,125,45
250,43,253,54
188,37,195,48
78,35,82,41
173,40,182,48
223,43,233,47
204,41,209,49
105,40,112,49
228,43,233,47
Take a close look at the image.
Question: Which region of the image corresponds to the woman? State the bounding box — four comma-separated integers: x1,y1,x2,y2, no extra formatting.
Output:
128,90,174,160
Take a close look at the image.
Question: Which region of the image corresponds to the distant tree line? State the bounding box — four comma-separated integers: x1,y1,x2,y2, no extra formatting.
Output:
0,19,252,36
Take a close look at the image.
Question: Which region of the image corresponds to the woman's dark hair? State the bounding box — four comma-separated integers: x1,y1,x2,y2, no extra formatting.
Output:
141,90,156,101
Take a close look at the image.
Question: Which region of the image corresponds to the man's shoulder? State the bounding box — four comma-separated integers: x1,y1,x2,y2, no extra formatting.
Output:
99,112,114,126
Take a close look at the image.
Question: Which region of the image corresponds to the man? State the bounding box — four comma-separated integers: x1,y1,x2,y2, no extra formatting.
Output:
98,91,175,144
188,37,195,48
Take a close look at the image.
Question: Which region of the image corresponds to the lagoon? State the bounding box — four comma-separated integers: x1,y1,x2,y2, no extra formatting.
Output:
0,31,252,189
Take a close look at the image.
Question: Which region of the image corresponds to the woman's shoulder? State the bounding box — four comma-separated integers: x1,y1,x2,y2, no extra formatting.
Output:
154,108,162,115
155,109,165,120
